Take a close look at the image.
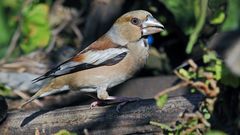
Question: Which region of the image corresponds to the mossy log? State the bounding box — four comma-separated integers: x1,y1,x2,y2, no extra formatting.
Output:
0,94,202,135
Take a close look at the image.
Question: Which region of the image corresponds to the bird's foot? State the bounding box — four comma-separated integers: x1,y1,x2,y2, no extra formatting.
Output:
90,96,141,112
90,101,99,109
112,97,141,112
89,100,107,109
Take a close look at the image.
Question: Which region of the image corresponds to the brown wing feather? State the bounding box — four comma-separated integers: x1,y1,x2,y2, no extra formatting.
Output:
71,36,119,62
87,36,119,50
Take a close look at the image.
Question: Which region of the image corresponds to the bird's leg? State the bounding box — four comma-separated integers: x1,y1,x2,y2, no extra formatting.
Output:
102,96,141,104
82,93,101,108
103,96,141,112
89,86,109,109
90,96,141,111
89,87,141,112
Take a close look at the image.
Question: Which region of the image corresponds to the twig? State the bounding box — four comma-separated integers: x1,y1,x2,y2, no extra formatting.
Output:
0,25,21,64
155,59,199,99
46,20,69,53
14,91,43,108
178,111,210,135
174,70,190,82
46,35,57,53
182,111,210,127
155,81,189,99
71,23,83,43
154,58,219,134
181,124,205,135
52,20,69,35
188,59,198,71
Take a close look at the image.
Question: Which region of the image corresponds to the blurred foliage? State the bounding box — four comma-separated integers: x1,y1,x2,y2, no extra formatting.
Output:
202,51,222,81
146,47,171,74
0,0,20,43
220,65,240,88
161,0,240,54
221,0,240,31
161,0,196,35
20,4,51,53
0,0,20,58
0,83,12,96
186,0,208,54
0,0,52,59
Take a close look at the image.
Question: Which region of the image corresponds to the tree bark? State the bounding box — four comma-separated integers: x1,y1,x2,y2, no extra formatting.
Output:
0,94,202,135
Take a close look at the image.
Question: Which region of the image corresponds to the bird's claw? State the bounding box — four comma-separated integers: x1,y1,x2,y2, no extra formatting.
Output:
116,102,127,113
90,101,99,109
90,97,141,112
115,97,141,113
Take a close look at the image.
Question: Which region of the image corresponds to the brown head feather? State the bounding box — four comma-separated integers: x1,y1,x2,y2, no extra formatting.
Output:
112,10,152,42
116,10,151,24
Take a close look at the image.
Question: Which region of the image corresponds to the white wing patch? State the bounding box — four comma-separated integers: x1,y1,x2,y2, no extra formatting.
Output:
59,48,128,70
84,48,128,65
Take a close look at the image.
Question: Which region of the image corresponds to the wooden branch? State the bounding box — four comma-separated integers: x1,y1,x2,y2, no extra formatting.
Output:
0,94,202,135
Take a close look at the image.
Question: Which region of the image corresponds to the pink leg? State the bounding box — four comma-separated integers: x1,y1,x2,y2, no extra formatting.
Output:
90,101,99,109
89,96,141,112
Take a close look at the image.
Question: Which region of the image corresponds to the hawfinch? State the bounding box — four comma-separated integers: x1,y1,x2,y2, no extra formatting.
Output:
20,10,164,108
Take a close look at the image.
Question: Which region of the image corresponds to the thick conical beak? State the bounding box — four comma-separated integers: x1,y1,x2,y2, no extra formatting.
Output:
142,15,164,36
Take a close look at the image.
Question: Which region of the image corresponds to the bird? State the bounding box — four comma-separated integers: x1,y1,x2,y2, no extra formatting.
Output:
19,10,164,109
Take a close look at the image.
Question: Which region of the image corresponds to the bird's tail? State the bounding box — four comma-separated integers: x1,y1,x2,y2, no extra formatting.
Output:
18,84,52,109
19,79,65,109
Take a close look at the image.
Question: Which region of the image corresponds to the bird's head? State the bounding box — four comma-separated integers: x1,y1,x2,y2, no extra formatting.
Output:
107,10,164,45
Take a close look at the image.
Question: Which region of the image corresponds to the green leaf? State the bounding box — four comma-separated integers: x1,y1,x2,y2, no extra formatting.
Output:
206,130,227,135
21,4,51,53
150,121,182,132
156,94,168,108
24,4,49,25
210,11,225,25
54,129,77,135
190,88,196,93
203,50,217,63
204,112,211,120
202,51,223,80
0,84,13,96
179,69,191,79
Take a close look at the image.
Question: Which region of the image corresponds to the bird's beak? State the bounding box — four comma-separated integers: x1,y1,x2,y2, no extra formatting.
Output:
142,15,164,36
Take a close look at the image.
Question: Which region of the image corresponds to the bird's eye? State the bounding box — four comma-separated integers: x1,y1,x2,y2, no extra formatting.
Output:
131,17,140,25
